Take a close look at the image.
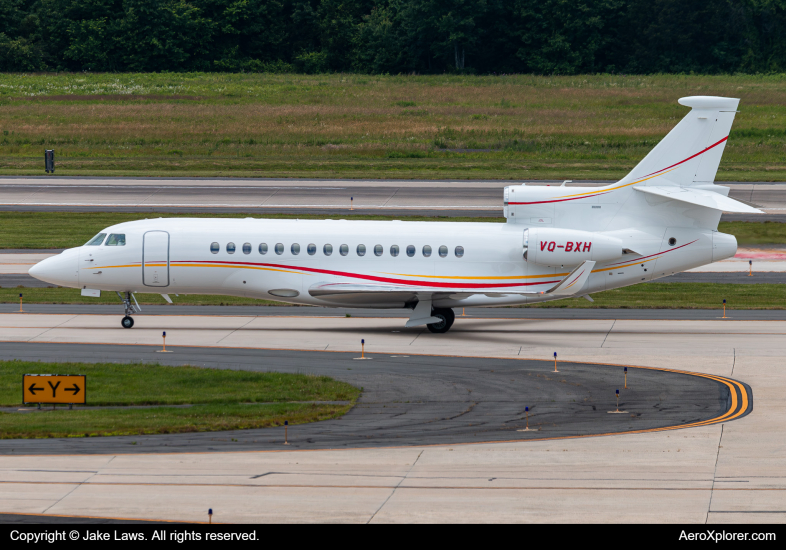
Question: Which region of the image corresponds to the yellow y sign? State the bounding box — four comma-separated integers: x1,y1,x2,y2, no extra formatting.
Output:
23,374,86,404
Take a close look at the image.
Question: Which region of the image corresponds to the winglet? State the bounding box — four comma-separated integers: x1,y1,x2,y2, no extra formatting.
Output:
544,261,595,296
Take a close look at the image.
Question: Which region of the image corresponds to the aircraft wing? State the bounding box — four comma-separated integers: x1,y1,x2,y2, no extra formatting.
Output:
634,186,764,213
308,260,596,302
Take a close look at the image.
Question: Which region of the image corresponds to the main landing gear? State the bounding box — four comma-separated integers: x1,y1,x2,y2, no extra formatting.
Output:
427,307,455,334
117,291,140,329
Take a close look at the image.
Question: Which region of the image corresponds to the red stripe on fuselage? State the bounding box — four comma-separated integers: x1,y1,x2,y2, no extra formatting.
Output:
507,136,728,206
507,191,613,206
173,260,561,289
605,239,698,267
642,136,728,178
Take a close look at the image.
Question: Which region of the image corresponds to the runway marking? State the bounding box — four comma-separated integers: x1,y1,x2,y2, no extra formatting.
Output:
0,342,752,457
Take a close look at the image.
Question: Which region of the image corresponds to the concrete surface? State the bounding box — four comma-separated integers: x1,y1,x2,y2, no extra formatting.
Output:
1,304,785,320
0,313,781,522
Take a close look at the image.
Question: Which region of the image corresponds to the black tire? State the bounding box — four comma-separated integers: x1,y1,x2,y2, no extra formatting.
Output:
121,316,134,329
427,308,455,333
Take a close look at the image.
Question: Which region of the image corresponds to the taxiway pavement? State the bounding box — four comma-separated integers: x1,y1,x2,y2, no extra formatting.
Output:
0,312,781,522
0,343,742,454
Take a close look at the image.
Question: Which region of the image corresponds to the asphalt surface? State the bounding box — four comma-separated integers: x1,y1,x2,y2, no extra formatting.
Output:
0,342,749,455
0,303,784,320
0,514,168,524
0,178,783,217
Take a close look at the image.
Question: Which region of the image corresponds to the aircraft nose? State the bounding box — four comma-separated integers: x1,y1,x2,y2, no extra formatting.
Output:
28,251,79,287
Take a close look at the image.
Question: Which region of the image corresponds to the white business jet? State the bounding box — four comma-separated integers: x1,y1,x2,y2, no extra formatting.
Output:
29,96,761,332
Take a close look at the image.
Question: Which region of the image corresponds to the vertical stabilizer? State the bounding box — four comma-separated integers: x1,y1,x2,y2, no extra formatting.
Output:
619,96,739,186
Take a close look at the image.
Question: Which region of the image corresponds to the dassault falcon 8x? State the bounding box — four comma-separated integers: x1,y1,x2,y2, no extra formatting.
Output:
29,96,761,333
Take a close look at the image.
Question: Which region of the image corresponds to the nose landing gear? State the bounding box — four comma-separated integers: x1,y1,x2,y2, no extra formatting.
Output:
427,307,455,333
117,291,141,329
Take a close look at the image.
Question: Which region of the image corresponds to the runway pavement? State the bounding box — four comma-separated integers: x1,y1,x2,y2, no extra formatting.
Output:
1,177,785,216
0,312,781,522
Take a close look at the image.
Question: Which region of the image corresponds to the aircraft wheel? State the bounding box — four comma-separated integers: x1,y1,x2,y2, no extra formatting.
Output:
427,308,455,333
121,316,134,329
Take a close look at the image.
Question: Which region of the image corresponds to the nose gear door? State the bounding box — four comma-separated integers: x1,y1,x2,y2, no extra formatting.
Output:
143,231,170,287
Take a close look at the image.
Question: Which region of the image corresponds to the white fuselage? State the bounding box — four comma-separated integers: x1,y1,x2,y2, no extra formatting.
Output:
29,215,734,309
30,95,754,323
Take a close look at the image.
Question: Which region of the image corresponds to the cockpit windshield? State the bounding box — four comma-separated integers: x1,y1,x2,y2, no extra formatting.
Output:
106,234,126,246
85,233,107,246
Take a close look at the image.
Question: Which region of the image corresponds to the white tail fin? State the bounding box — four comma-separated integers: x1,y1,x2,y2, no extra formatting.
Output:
620,96,739,186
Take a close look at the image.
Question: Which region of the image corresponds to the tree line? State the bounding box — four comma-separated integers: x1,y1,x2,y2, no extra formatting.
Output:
2,0,786,74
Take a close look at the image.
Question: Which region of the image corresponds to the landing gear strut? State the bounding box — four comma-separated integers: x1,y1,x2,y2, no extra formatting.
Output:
427,307,455,334
117,291,140,329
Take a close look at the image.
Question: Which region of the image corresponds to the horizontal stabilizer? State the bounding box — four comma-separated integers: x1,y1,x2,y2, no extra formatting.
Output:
545,261,595,296
634,186,763,213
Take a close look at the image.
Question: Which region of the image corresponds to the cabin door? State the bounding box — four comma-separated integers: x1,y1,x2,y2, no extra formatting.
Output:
142,231,170,287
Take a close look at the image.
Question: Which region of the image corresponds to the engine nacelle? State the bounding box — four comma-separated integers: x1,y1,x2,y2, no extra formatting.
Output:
524,228,623,267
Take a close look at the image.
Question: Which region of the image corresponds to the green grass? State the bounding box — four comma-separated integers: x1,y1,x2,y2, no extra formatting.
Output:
3,283,784,309
0,212,783,249
0,212,503,249
2,287,281,306
717,221,786,245
0,360,360,438
3,73,786,180
524,283,786,309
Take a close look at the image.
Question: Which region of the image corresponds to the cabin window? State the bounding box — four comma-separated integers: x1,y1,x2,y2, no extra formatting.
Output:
85,233,106,246
455,246,464,258
323,244,333,256
307,243,317,255
210,242,220,254
406,245,415,257
340,244,349,256
106,234,126,246
259,243,268,255
226,242,236,254
242,242,252,255
390,245,399,257
275,243,284,255
291,243,300,255
439,245,448,258
357,244,366,256
422,245,432,257
374,244,383,256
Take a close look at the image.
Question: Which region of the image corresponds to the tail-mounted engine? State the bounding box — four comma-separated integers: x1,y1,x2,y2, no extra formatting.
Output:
524,228,624,268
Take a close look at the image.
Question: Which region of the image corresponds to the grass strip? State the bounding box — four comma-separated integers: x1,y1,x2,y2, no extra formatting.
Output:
522,283,786,309
0,360,360,438
2,283,784,309
3,73,786,180
2,287,286,306
0,212,783,249
0,211,503,249
0,403,349,439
